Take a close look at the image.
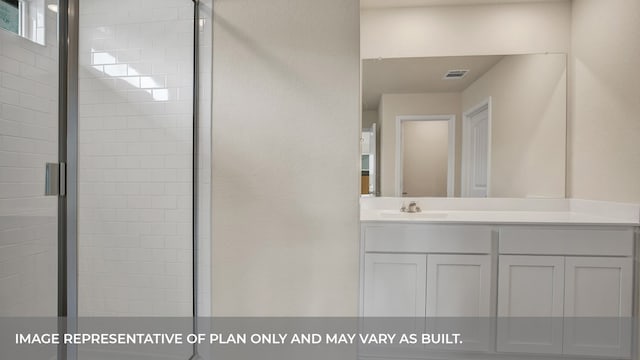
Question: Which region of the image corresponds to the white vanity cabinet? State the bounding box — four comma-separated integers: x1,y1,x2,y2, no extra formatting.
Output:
425,254,492,318
361,224,494,352
425,254,492,351
360,221,638,360
563,257,633,357
363,253,492,316
363,253,426,318
497,255,565,354
497,227,634,358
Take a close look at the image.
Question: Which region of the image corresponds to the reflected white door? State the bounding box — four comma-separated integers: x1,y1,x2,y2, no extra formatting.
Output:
462,101,490,197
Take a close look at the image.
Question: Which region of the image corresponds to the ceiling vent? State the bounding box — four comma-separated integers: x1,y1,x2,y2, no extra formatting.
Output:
443,69,469,80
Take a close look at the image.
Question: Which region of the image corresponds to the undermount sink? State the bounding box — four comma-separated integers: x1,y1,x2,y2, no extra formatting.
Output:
379,210,449,219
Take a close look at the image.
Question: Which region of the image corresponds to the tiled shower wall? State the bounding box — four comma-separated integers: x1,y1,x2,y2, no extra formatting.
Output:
0,1,58,316
77,0,198,316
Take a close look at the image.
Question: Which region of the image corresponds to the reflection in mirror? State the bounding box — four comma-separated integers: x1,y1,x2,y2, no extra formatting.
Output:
399,115,454,197
361,53,567,198
361,124,377,196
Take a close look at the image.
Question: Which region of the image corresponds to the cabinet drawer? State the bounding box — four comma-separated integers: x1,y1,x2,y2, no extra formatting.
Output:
363,224,492,253
499,227,634,256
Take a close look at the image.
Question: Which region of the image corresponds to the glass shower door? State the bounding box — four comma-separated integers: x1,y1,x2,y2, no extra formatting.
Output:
2,0,210,358
76,0,195,318
0,0,59,318
0,2,59,359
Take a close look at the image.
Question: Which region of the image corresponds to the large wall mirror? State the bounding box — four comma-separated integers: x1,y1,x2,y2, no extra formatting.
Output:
361,53,567,198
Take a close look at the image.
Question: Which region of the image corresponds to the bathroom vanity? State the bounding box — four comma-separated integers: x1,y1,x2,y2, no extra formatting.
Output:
359,198,640,360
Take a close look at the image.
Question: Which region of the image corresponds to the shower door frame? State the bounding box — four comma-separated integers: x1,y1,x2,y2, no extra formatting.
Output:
56,0,204,359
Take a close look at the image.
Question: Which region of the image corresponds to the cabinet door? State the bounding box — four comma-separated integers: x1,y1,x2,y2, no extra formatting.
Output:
425,254,492,351
497,255,564,354
363,253,426,317
563,257,632,358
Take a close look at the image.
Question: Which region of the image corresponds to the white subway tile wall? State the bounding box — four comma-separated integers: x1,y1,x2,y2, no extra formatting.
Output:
0,0,58,316
78,0,195,316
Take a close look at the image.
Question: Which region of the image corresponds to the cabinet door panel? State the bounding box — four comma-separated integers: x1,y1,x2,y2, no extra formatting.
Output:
497,255,564,354
563,257,632,358
425,254,492,351
363,253,426,317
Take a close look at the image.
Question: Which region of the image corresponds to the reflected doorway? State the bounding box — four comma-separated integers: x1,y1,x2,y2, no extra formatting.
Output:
395,115,455,197
361,124,377,196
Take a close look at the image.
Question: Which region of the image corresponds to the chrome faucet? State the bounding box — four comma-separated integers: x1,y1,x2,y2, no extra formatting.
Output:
401,201,421,213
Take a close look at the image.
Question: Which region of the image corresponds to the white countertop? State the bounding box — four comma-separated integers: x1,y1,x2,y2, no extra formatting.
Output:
360,198,640,226
361,210,639,225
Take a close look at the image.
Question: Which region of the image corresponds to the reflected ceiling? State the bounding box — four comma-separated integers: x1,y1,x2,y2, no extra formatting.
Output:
362,55,504,110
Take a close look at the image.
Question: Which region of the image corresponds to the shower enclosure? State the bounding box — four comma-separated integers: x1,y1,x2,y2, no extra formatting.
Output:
0,0,211,358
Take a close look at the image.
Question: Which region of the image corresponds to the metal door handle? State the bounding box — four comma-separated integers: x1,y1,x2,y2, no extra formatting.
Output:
45,162,66,196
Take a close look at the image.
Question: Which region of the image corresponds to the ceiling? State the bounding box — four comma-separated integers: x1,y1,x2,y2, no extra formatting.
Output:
361,0,567,9
362,55,504,110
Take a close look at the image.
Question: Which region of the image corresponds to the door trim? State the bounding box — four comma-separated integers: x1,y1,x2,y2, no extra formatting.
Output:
461,97,492,197
58,0,79,359
395,115,456,197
